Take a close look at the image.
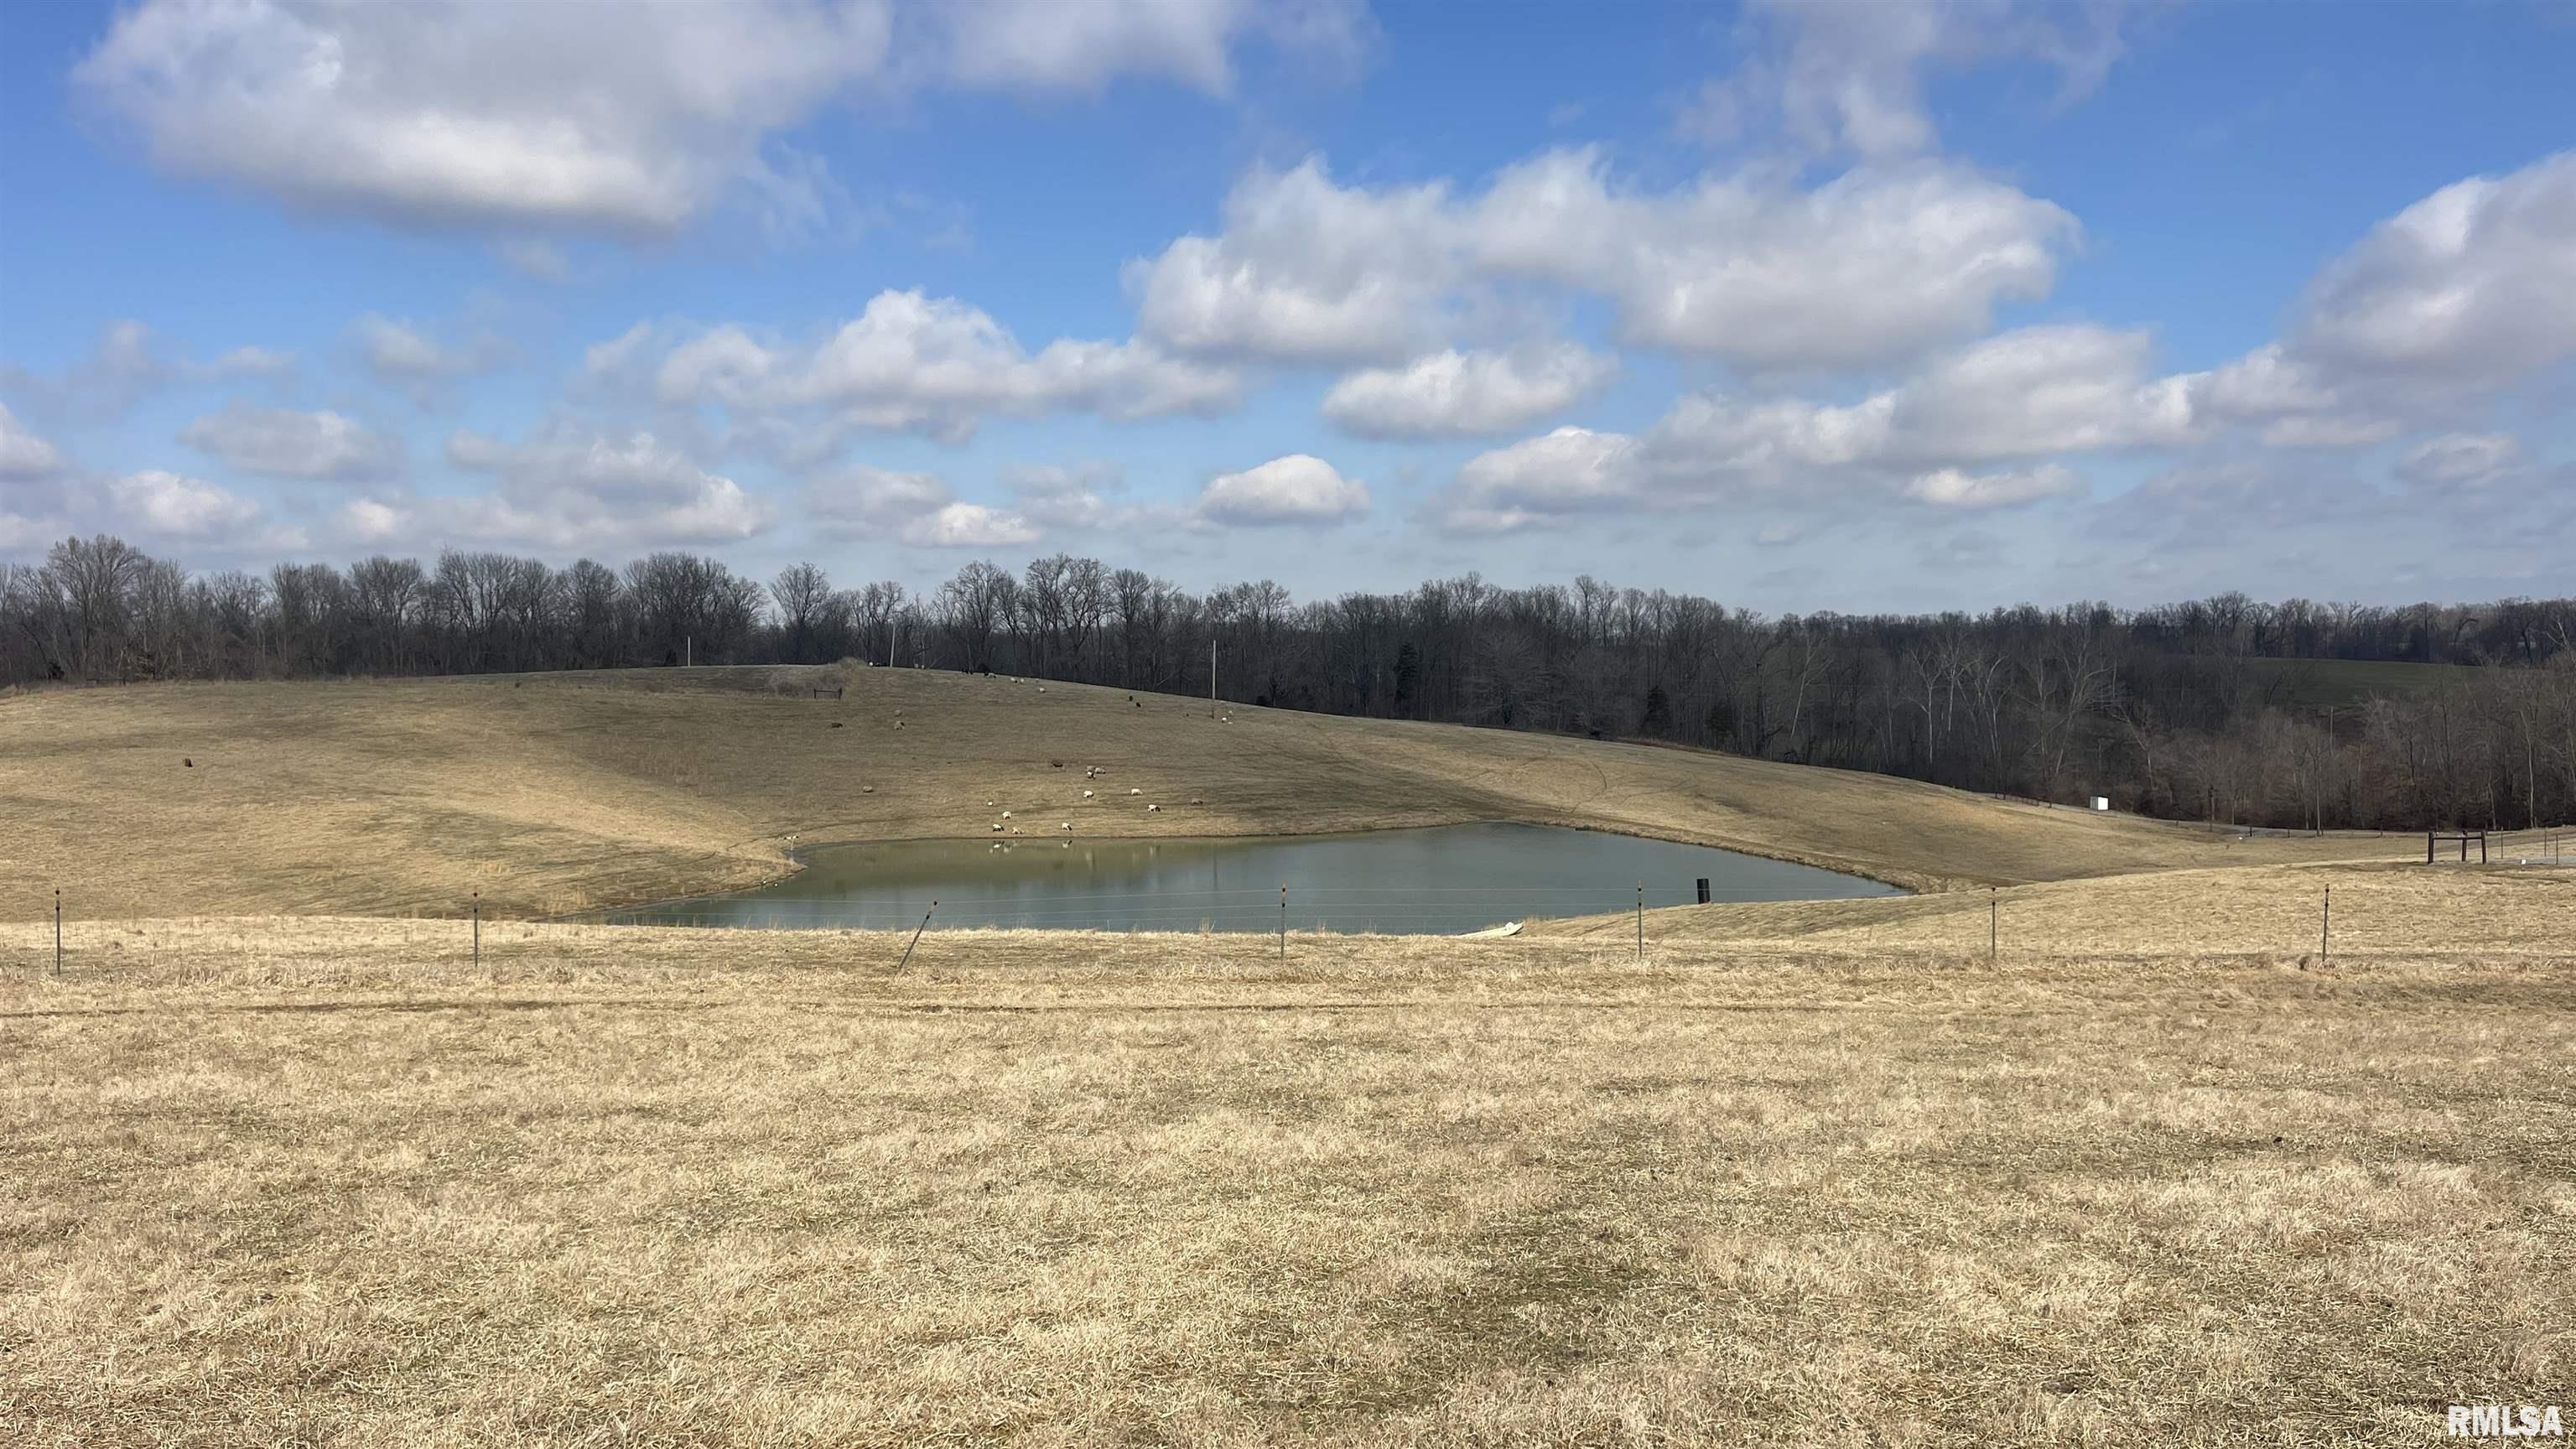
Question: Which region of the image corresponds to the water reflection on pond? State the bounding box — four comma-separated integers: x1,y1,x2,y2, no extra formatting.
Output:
609,823,1901,934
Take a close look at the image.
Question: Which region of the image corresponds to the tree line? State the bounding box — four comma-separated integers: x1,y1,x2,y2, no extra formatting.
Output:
7,533,2573,832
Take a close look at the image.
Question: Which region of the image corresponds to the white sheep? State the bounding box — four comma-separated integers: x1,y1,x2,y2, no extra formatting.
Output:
1001,810,1012,819
1083,789,1095,798
1060,822,1072,832
1146,803,1161,813
1128,787,1141,795
990,823,1003,832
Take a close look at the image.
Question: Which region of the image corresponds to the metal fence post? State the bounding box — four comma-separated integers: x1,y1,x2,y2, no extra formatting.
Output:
1279,884,1286,964
1635,880,1643,963
1989,886,1997,960
472,891,480,969
895,899,937,974
2320,886,2330,964
55,889,62,974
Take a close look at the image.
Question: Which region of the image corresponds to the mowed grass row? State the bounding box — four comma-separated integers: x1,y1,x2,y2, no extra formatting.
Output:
2,933,2568,1446
0,666,2427,922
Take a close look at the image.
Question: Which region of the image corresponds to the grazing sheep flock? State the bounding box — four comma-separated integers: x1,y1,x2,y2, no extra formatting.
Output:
842,673,1220,844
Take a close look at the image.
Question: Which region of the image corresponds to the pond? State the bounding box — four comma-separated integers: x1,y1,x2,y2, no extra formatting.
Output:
606,823,1902,935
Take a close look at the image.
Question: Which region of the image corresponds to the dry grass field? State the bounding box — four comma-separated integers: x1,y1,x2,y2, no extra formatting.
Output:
3,672,2567,1445
3,913,2570,1446
0,665,2420,922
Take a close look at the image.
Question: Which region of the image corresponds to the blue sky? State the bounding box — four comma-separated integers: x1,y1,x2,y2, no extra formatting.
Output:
2,0,2569,612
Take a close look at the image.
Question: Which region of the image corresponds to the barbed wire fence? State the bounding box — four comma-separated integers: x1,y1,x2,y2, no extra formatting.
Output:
17,841,2573,977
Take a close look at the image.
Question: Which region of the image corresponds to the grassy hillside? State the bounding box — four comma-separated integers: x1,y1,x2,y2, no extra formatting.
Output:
2242,655,2487,709
1534,858,2575,958
0,665,2417,921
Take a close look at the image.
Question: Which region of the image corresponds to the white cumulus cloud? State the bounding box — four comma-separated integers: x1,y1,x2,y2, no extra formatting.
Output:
0,403,66,480
647,288,1240,441
1431,325,2203,532
1436,427,1639,534
180,402,401,480
805,463,955,538
1195,454,1368,526
104,470,266,540
1903,463,2083,509
1679,0,2132,161
74,0,896,234
72,0,1368,237
2293,149,2576,392
2397,433,2526,491
899,501,1039,548
357,314,507,385
1128,148,2074,370
1005,461,1135,531
936,0,1371,94
1322,345,1613,439
351,425,772,549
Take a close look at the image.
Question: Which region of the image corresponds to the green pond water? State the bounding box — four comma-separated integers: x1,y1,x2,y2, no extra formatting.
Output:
606,823,1901,935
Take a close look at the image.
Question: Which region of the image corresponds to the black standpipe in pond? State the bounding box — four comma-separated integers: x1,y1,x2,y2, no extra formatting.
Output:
1696,877,1711,904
